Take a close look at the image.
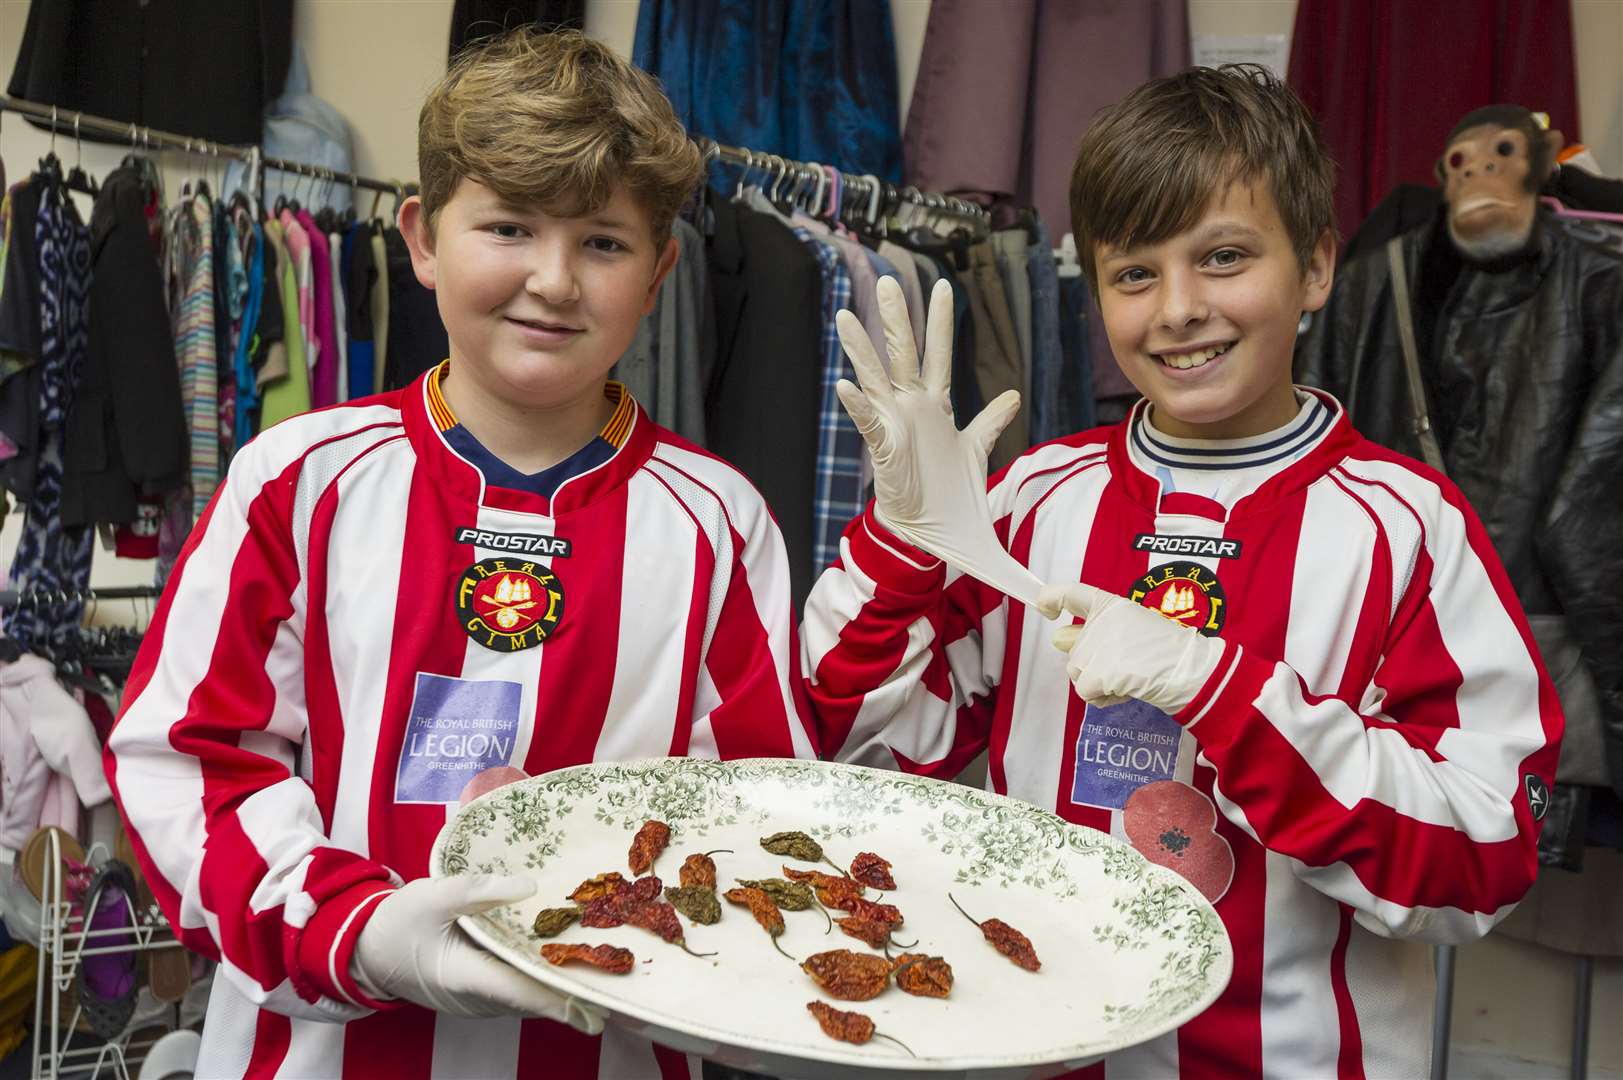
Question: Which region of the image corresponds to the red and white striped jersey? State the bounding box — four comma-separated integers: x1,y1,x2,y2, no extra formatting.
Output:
801,391,1562,1079
105,367,817,1080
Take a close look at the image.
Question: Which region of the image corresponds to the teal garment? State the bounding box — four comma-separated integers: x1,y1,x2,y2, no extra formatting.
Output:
634,0,901,181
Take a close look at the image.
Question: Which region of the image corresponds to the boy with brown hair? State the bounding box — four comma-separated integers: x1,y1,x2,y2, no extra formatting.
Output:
106,28,816,1078
803,64,1561,1076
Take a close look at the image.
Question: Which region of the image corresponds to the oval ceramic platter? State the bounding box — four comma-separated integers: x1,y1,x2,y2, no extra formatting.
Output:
429,758,1231,1080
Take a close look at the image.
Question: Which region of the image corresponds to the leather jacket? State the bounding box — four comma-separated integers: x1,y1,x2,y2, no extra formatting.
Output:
1295,211,1623,863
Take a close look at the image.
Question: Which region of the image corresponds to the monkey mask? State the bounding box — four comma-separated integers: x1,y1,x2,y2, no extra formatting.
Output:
1436,104,1555,262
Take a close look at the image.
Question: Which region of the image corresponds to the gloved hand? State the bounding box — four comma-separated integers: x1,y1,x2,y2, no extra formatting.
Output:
1038,582,1227,715
835,276,1043,605
352,874,606,1031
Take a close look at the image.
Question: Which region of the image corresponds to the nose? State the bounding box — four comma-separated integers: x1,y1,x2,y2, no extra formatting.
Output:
525,240,580,305
1157,267,1209,331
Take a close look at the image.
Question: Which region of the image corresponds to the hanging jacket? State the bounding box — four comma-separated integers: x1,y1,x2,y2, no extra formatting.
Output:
62,166,187,527
1294,212,1623,808
0,654,111,855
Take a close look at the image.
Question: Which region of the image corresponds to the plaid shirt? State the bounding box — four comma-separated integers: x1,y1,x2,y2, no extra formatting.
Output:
794,226,861,578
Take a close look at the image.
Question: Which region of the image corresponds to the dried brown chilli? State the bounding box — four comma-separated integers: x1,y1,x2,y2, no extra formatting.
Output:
568,872,627,903
805,1001,914,1055
723,886,794,960
800,949,893,1001
736,877,832,932
540,943,636,974
677,849,732,889
948,893,1041,972
891,953,954,998
628,819,672,875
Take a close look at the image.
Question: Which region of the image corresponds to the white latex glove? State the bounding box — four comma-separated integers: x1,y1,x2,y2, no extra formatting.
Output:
835,276,1044,606
1037,582,1228,715
352,874,606,1032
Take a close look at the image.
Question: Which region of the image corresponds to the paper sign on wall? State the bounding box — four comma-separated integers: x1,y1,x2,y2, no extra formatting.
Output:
1192,34,1291,80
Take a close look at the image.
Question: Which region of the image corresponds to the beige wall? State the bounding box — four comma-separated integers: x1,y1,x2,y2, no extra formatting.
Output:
1,1,1621,1072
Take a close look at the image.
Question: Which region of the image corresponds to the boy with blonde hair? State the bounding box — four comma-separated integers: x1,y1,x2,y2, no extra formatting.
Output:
107,29,815,1078
804,65,1561,1076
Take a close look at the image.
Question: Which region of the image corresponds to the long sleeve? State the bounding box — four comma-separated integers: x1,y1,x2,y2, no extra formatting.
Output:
1172,461,1562,943
104,433,397,1022
801,502,1006,779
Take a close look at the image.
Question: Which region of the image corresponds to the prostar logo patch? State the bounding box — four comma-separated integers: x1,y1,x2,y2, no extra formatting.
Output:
454,558,565,651
1132,533,1242,560
454,526,571,558
1129,561,1226,636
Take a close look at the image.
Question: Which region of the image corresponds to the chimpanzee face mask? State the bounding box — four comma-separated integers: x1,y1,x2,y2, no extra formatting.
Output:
1440,124,1537,261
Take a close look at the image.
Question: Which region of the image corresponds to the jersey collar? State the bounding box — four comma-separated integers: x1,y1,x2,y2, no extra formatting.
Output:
1107,387,1358,522
404,360,654,516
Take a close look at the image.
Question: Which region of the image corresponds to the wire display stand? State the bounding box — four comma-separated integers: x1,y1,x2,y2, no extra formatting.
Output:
29,830,187,1080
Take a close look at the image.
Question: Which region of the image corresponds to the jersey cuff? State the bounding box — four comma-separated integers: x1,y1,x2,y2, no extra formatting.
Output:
1173,639,1269,739
847,503,944,593
297,877,401,1011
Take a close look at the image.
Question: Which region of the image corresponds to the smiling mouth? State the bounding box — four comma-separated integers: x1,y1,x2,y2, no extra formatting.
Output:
506,316,583,333
1153,342,1235,370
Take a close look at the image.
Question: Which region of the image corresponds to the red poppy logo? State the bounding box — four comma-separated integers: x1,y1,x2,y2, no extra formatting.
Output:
1122,780,1234,903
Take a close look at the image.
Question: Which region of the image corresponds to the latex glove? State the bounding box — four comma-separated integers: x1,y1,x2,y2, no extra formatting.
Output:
1038,582,1227,715
835,276,1043,606
352,874,606,1031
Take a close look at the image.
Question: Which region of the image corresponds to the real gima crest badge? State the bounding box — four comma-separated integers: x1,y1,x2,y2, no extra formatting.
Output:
1129,561,1226,636
454,558,564,651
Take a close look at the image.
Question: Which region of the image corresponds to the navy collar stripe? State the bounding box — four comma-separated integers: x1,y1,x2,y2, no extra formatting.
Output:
1132,400,1333,471
1139,398,1326,458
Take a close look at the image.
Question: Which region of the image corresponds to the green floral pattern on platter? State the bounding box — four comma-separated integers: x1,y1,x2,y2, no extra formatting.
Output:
434,757,1233,1060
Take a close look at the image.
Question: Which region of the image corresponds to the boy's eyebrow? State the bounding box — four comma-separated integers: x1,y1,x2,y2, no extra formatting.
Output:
1187,220,1266,245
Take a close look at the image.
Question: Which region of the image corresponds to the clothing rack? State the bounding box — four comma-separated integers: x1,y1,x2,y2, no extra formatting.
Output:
0,586,163,610
0,96,984,228
701,137,991,226
0,94,410,199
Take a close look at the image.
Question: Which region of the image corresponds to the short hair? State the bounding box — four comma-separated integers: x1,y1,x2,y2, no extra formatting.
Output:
1068,64,1336,292
418,28,703,246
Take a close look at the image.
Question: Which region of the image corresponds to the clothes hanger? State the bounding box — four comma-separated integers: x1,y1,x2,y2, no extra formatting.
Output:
1541,195,1623,224
63,113,98,197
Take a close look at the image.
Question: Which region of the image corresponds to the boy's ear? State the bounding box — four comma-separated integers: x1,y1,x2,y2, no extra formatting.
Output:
643,235,680,316
1300,227,1337,314
398,196,438,291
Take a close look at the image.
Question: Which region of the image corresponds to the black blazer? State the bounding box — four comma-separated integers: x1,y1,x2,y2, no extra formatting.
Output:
62,167,187,527
703,196,823,609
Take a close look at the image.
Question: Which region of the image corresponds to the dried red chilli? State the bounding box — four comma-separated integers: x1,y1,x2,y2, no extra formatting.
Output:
891,953,954,998
578,877,715,957
800,949,893,1001
833,915,892,950
540,943,635,974
629,819,672,875
805,1001,914,1056
677,849,732,890
849,852,896,890
948,893,1041,972
723,886,794,960
846,897,903,927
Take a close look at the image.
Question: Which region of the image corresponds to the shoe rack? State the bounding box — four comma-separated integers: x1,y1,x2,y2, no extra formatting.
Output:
28,829,187,1080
